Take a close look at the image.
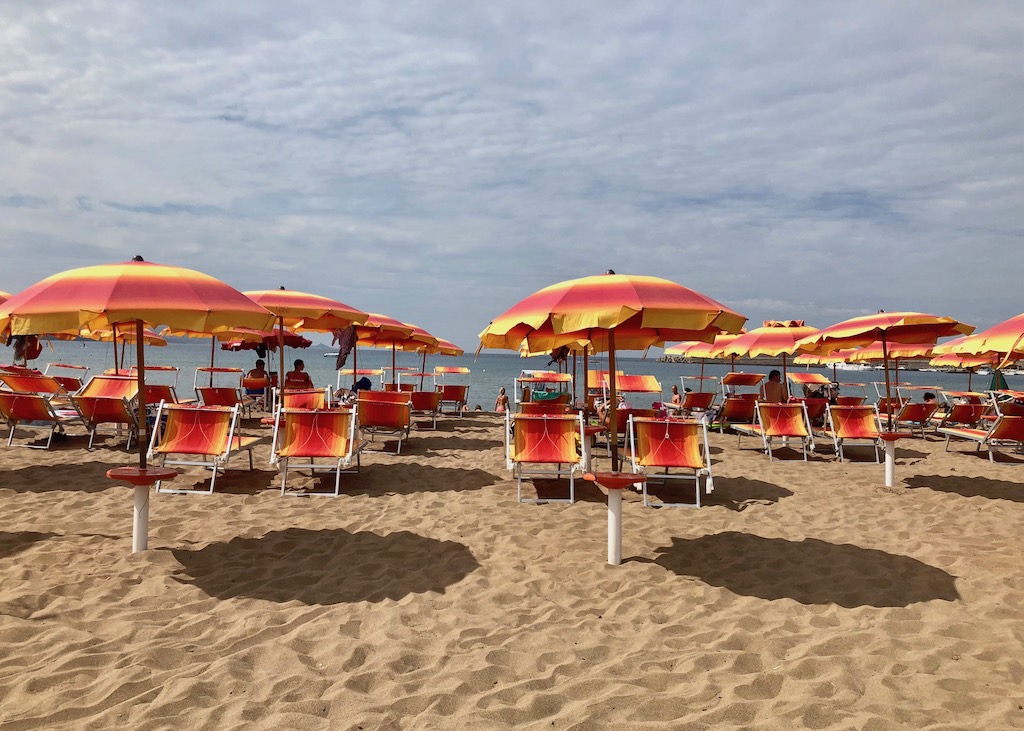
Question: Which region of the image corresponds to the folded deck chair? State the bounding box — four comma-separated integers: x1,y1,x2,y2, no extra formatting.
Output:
410,390,441,429
506,412,584,504
893,401,940,438
70,375,140,450
733,402,814,461
270,407,365,496
0,391,85,449
939,415,1024,463
437,384,469,415
357,391,413,453
148,403,264,493
815,405,883,462
626,416,713,508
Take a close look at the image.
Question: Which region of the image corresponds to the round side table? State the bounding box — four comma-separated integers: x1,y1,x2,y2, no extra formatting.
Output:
106,466,178,553
584,471,646,565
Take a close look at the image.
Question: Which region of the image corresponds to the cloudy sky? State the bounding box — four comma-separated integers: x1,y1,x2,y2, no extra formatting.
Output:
2,2,1021,349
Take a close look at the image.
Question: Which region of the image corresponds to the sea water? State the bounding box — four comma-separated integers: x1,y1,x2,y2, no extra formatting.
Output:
27,338,1020,406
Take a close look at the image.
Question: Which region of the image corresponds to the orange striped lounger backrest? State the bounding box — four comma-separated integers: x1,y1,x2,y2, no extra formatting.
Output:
632,417,705,470
510,415,578,464
830,406,880,439
276,409,353,459
154,406,233,456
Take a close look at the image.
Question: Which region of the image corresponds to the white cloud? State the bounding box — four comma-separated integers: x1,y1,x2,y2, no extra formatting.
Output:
1,1,1021,348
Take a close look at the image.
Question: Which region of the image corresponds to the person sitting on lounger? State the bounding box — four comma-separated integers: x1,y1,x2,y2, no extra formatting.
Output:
284,359,314,389
760,370,788,403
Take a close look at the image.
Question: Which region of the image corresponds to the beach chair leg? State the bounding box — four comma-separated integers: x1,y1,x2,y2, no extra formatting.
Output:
280,458,289,495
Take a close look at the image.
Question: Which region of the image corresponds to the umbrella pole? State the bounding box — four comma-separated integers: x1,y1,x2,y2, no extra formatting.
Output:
278,316,286,408
967,367,973,391
209,338,215,386
781,354,788,400
392,344,397,386
583,349,589,417
572,353,577,407
133,319,149,553
112,325,119,374
882,334,893,430
730,355,735,373
700,358,705,391
608,331,619,472
420,352,427,390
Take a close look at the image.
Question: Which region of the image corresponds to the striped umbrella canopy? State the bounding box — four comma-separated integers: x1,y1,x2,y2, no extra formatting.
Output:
359,321,439,385
243,288,367,400
796,311,975,426
947,312,1024,370
845,341,934,362
0,256,277,552
721,319,819,385
664,331,747,387
479,272,746,469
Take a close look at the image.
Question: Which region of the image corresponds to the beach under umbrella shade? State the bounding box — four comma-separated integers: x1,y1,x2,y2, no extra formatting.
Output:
0,257,276,551
479,272,746,470
796,311,974,427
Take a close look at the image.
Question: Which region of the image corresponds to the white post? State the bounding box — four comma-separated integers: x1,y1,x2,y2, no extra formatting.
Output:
607,489,622,565
132,485,149,552
884,440,897,487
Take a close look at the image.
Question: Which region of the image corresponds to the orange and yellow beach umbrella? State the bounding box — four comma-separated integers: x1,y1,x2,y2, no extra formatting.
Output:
796,311,974,425
479,272,745,468
0,257,277,552
244,287,368,398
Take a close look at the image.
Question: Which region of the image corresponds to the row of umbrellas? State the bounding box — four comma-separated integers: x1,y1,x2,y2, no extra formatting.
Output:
0,258,463,551
476,271,1024,470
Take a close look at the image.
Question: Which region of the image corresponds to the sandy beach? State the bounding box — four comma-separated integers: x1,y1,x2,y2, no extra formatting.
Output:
1,412,1023,730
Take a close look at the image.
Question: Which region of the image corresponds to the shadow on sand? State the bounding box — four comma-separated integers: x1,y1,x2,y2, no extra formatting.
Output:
169,527,479,605
643,531,959,608
905,474,1024,502
0,531,57,558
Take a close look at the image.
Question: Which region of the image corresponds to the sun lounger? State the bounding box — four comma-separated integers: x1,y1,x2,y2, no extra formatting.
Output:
506,412,584,504
357,390,413,453
410,390,441,429
0,391,85,449
893,401,940,438
70,375,140,450
148,402,264,493
929,402,989,432
626,416,713,507
732,402,814,461
437,384,469,415
270,407,365,496
714,396,758,434
939,415,1024,463
814,405,883,462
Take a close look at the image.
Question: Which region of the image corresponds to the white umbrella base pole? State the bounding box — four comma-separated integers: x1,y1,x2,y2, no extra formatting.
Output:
884,441,897,488
133,485,149,552
608,489,622,565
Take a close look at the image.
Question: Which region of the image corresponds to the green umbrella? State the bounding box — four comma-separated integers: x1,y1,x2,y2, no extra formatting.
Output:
989,369,1009,391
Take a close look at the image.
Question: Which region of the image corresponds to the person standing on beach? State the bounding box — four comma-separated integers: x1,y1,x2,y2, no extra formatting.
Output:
494,387,510,412
761,369,788,403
